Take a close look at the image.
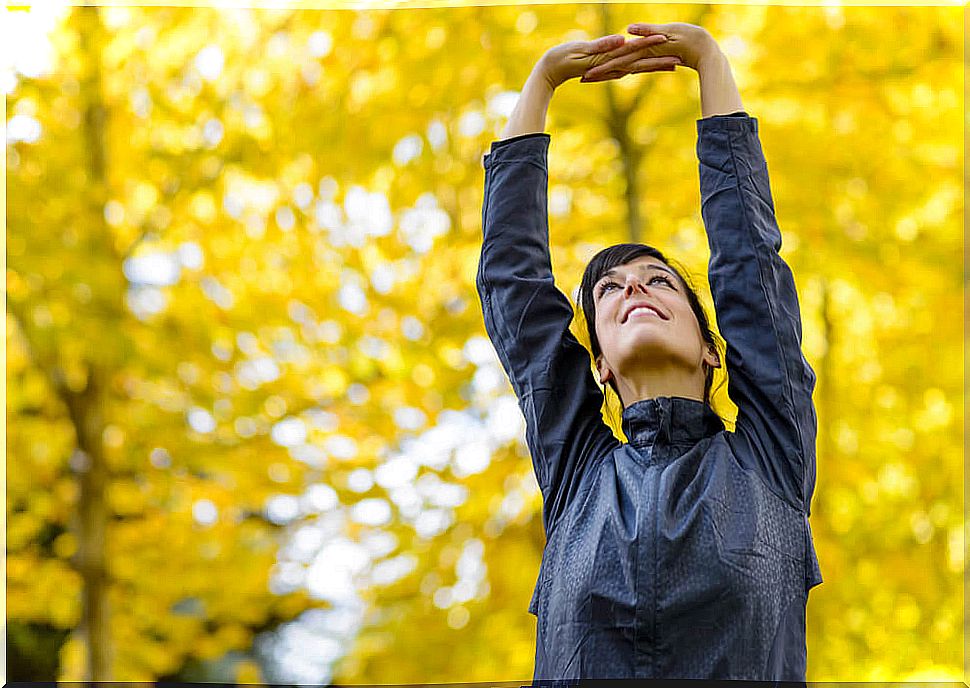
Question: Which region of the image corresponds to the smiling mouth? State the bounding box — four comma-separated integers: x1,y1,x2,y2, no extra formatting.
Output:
622,305,666,323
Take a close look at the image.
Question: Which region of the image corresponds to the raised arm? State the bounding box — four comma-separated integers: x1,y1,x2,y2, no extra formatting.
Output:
479,135,619,538
582,25,818,514
693,45,818,514
479,38,684,535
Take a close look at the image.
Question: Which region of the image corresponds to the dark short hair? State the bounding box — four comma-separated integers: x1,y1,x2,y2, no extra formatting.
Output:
574,243,726,420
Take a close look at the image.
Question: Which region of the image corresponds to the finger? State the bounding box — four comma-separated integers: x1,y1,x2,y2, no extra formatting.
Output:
591,36,670,72
582,60,629,80
586,52,678,79
580,69,616,83
582,60,626,80
586,33,626,53
628,23,669,37
581,70,628,84
584,56,680,81
626,56,683,73
598,34,666,61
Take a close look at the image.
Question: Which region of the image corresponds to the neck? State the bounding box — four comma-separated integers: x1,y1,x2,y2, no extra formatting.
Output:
613,364,706,408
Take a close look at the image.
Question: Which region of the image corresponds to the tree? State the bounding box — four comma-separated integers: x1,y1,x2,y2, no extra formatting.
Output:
7,3,962,682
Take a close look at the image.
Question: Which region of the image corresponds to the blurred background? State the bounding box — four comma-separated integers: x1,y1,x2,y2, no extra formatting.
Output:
4,1,964,683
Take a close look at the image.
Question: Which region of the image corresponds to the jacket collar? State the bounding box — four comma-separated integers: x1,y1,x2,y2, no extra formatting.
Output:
621,396,725,447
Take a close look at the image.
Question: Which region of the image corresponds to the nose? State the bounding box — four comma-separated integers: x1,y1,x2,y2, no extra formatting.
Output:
623,276,651,296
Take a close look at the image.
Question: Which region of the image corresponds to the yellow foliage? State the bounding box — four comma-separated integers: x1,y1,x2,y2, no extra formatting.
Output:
5,2,961,683
235,659,265,684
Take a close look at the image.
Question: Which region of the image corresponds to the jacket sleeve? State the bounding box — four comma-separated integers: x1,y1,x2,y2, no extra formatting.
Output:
477,132,621,535
697,114,819,515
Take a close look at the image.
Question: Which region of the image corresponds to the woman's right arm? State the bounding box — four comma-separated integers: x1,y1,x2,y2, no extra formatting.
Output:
478,132,621,538
478,39,681,535
480,39,682,536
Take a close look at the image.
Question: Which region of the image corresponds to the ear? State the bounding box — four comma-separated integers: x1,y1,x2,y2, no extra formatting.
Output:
595,355,613,385
704,344,721,369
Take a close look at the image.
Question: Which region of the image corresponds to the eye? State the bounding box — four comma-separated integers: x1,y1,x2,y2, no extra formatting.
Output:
597,280,620,297
650,275,675,288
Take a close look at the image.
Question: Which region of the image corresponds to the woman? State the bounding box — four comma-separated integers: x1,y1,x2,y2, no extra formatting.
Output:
476,22,823,681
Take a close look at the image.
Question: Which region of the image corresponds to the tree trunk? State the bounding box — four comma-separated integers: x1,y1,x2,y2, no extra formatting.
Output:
71,4,113,679
64,372,112,681
597,4,714,244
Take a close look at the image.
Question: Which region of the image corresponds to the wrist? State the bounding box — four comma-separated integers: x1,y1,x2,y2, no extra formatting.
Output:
532,55,562,91
500,66,556,139
695,44,726,74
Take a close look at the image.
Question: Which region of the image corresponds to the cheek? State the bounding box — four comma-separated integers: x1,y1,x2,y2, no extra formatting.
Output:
594,317,617,352
678,317,706,351
594,319,609,347
594,308,610,336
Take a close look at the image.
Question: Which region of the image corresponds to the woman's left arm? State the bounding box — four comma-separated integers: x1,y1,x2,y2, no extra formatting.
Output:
694,54,819,517
586,28,818,514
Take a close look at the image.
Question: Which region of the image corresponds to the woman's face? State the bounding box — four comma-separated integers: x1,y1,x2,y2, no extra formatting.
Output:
592,256,716,391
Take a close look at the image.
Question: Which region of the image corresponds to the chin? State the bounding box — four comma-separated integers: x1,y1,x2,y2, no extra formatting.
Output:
623,331,672,352
621,338,693,367
619,341,674,364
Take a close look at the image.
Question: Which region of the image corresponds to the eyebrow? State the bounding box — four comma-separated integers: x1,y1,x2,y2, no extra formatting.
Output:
598,263,679,285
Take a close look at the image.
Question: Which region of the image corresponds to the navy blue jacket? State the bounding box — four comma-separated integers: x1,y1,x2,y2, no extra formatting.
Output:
476,113,823,681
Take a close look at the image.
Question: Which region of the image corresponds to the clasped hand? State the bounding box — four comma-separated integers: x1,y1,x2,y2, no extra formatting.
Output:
538,22,717,89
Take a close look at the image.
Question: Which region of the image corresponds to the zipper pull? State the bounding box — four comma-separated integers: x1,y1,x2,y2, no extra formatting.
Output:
657,401,668,442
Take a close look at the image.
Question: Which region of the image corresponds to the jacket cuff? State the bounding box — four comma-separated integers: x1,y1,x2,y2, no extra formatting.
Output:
696,112,764,177
696,111,758,136
483,132,551,169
